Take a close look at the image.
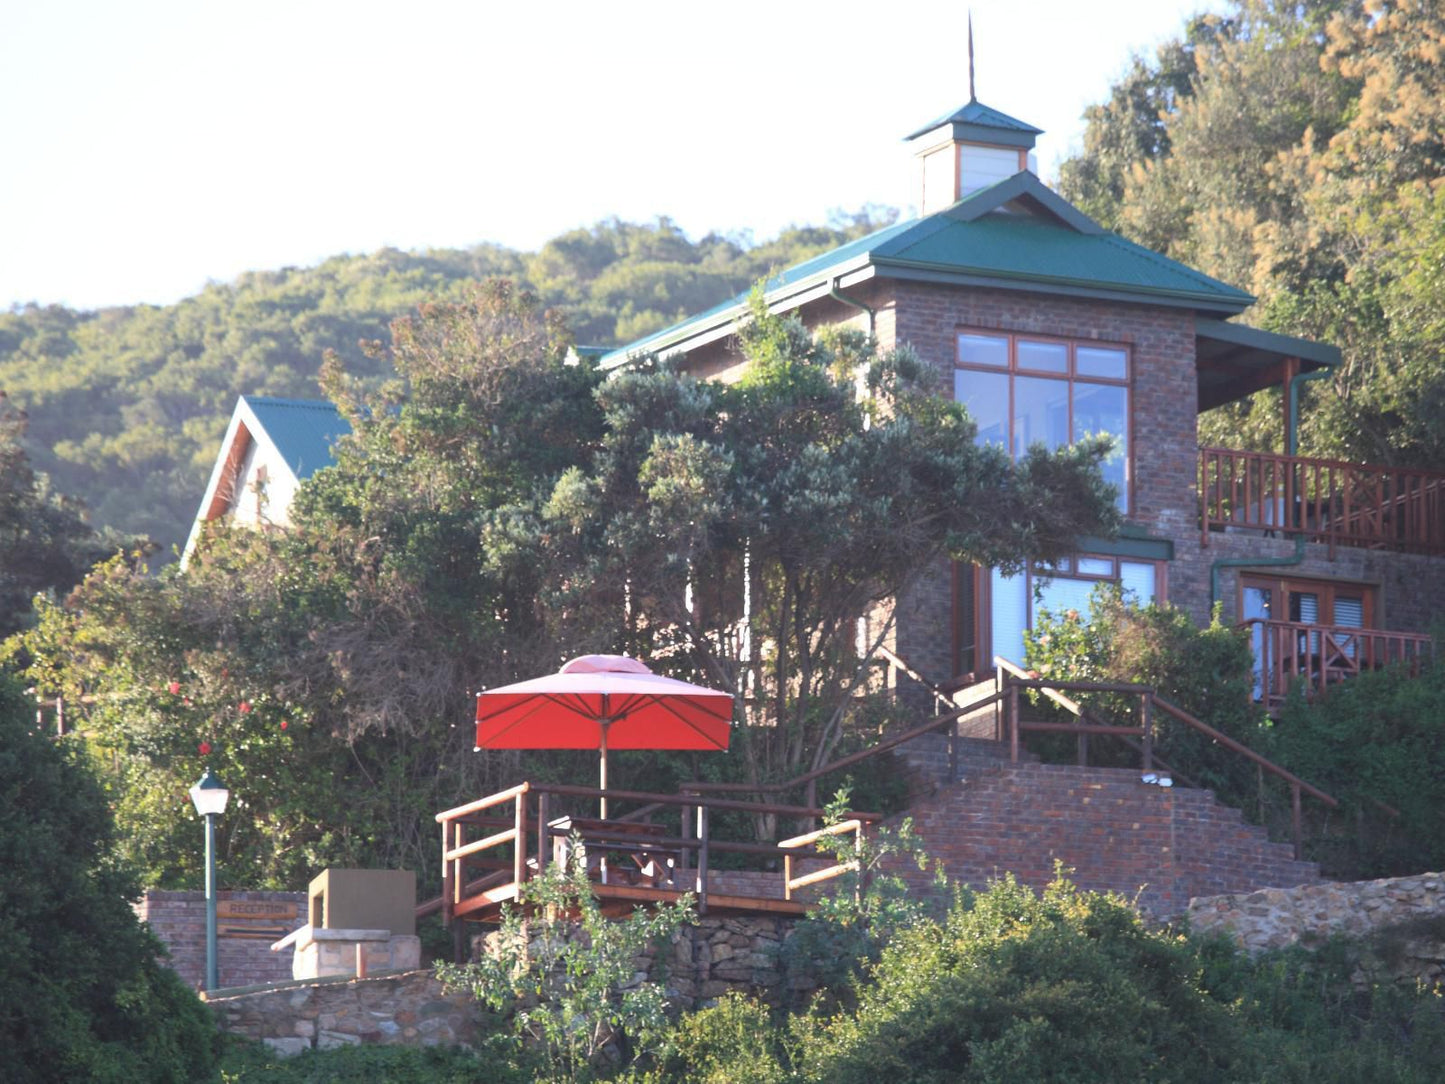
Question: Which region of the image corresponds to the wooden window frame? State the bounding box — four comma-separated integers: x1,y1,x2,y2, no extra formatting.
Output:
1238,573,1378,630
954,328,1133,513
953,553,1167,681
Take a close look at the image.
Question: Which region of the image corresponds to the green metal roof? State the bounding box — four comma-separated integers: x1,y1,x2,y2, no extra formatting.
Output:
601,174,1255,369
903,98,1043,150
904,98,1043,143
243,397,350,480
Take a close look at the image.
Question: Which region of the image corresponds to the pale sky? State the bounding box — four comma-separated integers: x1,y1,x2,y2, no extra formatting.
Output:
0,0,1225,312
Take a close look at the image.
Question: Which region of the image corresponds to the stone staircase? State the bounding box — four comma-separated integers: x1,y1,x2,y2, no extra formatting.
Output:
888,731,1319,920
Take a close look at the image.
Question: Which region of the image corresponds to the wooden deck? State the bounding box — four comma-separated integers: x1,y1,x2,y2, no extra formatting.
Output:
1200,447,1445,555
1241,618,1433,710
428,782,874,929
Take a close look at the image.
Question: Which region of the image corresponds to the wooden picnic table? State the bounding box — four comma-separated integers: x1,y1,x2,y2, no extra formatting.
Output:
547,815,680,887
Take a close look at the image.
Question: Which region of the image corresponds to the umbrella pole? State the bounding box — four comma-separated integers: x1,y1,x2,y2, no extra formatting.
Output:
599,724,608,820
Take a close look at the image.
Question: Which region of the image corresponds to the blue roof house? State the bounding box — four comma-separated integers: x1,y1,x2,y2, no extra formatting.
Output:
182,396,349,567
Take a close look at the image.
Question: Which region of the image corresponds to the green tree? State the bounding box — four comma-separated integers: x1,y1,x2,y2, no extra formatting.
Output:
0,673,220,1083
549,296,1120,804
0,211,898,557
0,391,124,637
1059,0,1445,470
8,283,602,889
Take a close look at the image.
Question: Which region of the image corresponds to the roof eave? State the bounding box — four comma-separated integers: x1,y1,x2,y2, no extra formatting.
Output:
1195,317,1342,368
599,258,877,370
871,259,1254,315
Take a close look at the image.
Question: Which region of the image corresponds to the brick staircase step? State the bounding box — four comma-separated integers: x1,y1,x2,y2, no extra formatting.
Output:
884,755,1319,921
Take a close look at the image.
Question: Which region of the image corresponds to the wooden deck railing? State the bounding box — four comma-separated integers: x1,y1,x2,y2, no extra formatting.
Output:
427,782,881,931
1241,618,1433,710
1199,447,1445,555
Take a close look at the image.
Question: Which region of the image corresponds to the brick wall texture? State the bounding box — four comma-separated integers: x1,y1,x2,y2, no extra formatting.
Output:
136,889,306,992
680,276,1444,688
886,738,1318,920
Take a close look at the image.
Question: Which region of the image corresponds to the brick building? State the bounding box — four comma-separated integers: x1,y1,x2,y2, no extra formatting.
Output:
598,97,1443,705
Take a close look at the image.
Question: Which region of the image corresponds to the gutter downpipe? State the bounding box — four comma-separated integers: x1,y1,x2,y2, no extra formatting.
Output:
1208,364,1334,607
828,275,875,337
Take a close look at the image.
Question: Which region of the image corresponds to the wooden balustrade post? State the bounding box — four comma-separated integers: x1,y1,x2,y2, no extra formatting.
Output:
1141,695,1153,773
679,792,692,873
536,792,549,876
995,662,1006,742
514,793,526,886
697,805,710,916
453,822,465,905
855,822,865,906
1008,679,1020,763
1291,782,1303,860
440,820,453,926
783,852,793,901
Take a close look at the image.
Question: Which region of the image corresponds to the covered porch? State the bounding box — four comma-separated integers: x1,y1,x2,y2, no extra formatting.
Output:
1196,317,1445,557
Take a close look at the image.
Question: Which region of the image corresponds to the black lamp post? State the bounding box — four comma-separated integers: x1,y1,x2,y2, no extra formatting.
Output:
188,769,229,992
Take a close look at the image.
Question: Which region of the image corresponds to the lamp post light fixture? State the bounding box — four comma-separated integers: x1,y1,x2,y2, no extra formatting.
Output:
188,769,230,992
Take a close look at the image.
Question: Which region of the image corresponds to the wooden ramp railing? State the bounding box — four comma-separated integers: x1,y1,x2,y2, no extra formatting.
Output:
988,657,1341,858
1200,447,1445,555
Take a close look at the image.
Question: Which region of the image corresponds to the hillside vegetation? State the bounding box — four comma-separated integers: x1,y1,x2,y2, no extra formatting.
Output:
1058,0,1445,467
0,212,893,555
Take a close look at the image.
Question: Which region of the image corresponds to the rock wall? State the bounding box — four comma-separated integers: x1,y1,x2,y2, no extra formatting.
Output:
1188,871,1445,955
206,969,483,1056
472,913,807,1011
210,913,810,1055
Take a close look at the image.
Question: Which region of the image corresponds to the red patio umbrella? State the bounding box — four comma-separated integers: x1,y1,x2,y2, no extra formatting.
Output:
474,654,733,817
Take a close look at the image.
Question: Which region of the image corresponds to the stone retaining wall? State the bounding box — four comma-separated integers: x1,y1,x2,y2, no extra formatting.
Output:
472,912,807,1011
1188,870,1445,954
210,913,809,1055
207,969,483,1056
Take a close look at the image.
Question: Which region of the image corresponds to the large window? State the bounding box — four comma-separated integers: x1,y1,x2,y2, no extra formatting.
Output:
986,554,1160,669
955,331,1130,512
954,555,1163,676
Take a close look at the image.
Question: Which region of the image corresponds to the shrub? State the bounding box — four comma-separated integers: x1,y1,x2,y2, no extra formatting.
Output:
654,992,788,1084
788,871,1248,1084
0,674,221,1083
1025,586,1268,805
1266,661,1445,877
777,788,945,1006
438,844,695,1083
218,1038,507,1083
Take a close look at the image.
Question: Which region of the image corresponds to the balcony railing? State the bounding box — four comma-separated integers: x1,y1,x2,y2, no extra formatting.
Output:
1241,618,1433,710
1200,448,1445,556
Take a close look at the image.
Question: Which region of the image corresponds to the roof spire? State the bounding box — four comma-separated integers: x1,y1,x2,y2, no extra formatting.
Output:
968,11,976,102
